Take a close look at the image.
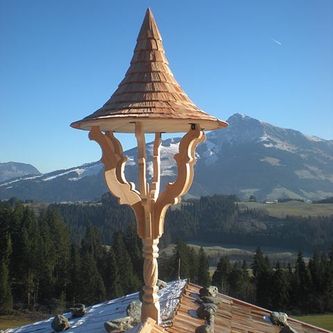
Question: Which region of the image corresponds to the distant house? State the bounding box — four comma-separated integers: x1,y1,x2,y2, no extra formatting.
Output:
264,200,278,204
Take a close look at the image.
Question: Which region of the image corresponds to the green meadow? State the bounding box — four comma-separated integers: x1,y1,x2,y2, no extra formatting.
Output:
293,314,333,331
240,200,333,218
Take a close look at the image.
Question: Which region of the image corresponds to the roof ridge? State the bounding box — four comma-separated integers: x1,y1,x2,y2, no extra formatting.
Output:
187,282,332,333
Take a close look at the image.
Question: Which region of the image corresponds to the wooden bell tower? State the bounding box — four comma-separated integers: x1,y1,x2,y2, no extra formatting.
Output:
71,8,227,323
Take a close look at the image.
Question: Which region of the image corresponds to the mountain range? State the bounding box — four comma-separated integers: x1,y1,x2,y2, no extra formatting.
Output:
1,113,332,202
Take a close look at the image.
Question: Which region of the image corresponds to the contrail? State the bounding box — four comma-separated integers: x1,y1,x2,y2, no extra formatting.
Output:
272,38,282,46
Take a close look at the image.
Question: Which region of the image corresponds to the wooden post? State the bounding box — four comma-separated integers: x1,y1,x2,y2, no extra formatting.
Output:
135,122,148,197
135,122,161,322
141,238,160,322
151,132,161,201
89,124,205,324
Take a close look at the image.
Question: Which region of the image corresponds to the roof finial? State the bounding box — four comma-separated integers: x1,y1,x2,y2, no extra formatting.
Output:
137,7,162,41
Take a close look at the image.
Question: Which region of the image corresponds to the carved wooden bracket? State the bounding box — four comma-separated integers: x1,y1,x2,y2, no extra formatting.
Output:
89,123,205,323
89,126,145,235
153,124,205,238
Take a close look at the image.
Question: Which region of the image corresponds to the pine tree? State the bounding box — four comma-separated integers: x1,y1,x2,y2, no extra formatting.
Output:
67,245,82,304
124,225,143,282
252,248,272,308
271,262,289,311
294,252,311,312
0,207,13,313
188,248,199,282
100,247,123,298
0,261,12,313
81,225,103,259
37,209,57,304
112,232,140,294
170,241,191,280
326,248,333,311
241,260,255,303
197,247,210,287
79,252,106,304
8,203,27,302
22,207,42,308
308,252,325,312
228,261,255,302
212,256,231,294
252,248,267,277
45,207,70,300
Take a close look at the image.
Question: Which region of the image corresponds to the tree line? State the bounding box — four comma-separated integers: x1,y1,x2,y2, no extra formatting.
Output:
164,195,333,252
212,248,333,315
159,241,210,287
0,199,211,315
160,241,333,315
53,193,333,252
1,195,333,316
0,200,143,314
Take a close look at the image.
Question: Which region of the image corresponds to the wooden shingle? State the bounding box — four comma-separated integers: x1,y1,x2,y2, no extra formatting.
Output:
71,9,227,133
165,283,332,333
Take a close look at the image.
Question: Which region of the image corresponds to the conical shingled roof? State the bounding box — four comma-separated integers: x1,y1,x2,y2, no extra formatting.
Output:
71,9,227,133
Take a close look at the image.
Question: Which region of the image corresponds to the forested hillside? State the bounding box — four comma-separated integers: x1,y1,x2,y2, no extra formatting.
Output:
171,242,333,315
0,200,142,314
1,198,333,316
0,200,209,315
53,193,333,252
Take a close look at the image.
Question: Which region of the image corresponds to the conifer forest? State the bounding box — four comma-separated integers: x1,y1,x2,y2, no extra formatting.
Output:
0,194,333,316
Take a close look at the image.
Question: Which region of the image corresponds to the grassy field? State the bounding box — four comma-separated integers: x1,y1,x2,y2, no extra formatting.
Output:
293,313,333,331
239,200,333,218
0,316,31,330
160,243,300,266
0,313,47,330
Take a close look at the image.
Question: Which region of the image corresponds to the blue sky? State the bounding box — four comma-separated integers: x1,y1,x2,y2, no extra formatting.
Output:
1,0,332,173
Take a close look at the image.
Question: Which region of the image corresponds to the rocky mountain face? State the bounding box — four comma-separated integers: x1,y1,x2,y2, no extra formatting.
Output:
1,114,332,202
0,162,40,183
192,114,333,200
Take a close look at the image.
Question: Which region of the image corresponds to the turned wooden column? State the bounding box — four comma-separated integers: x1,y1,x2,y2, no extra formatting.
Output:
141,238,160,321
135,122,161,322
89,123,205,323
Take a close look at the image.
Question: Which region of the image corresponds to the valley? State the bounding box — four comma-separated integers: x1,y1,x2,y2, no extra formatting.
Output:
1,114,333,331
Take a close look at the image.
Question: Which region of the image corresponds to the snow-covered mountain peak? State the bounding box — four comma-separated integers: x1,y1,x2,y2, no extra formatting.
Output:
207,113,264,145
1,114,332,202
305,135,325,143
227,113,253,122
